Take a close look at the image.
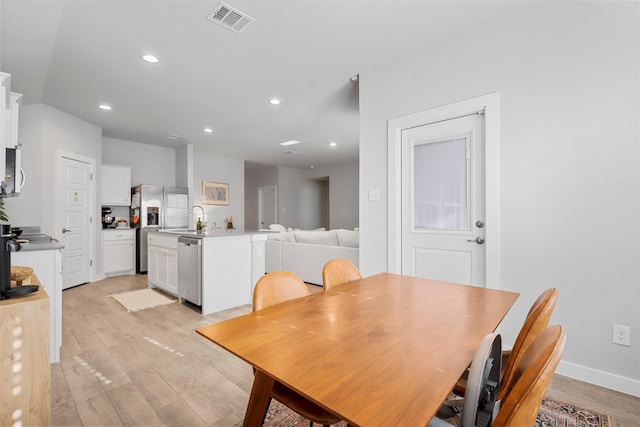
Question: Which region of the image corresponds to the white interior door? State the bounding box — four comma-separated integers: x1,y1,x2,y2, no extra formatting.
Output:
57,154,92,289
258,185,277,229
401,113,486,285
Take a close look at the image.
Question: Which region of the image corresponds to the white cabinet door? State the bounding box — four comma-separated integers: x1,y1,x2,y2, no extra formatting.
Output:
147,233,179,296
104,240,134,274
8,92,22,148
101,164,131,206
148,245,178,296
0,73,10,184
148,245,159,285
165,249,179,295
103,230,135,273
156,249,169,289
12,249,63,364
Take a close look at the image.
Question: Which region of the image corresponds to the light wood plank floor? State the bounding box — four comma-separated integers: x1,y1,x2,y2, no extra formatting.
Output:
52,275,640,426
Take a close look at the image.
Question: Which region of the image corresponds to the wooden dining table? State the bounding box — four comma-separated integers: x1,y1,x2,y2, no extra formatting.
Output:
196,273,519,427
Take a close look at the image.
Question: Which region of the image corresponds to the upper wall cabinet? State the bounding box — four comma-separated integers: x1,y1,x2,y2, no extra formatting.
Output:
102,164,132,206
8,92,22,149
1,73,22,149
1,72,22,189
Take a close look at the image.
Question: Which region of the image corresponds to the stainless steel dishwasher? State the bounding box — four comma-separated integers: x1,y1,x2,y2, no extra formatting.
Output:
177,236,202,306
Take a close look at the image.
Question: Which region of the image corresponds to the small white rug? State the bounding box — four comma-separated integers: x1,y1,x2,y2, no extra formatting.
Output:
110,288,177,312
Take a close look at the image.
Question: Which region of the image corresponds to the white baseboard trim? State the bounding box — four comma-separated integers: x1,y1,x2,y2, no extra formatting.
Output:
556,360,640,398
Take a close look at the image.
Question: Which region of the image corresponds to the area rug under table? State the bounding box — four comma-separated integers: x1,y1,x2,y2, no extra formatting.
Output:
110,288,177,312
536,396,611,427
239,396,610,427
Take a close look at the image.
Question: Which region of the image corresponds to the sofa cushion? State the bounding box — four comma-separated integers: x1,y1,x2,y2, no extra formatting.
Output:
269,224,287,232
337,229,359,248
267,231,296,242
294,230,339,246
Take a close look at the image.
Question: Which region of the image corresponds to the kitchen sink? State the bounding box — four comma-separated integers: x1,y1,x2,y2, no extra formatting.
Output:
161,229,204,236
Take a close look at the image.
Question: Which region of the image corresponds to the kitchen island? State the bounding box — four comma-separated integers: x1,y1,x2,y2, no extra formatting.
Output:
148,229,268,315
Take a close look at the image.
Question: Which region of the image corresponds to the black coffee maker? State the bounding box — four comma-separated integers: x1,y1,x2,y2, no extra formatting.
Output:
0,223,38,300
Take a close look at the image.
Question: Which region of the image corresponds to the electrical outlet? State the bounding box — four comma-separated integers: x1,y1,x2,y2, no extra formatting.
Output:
612,324,631,346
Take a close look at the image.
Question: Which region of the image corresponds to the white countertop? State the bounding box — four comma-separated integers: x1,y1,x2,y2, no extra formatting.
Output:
17,241,65,251
154,228,269,238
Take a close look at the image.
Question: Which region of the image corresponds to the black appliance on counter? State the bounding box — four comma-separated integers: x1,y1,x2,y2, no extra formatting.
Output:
0,224,38,300
102,207,116,229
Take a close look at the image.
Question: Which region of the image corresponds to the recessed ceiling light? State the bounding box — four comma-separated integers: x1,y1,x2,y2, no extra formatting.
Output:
204,128,213,133
329,141,337,147
309,165,315,169
142,54,159,63
280,140,300,146
98,104,112,110
269,98,281,105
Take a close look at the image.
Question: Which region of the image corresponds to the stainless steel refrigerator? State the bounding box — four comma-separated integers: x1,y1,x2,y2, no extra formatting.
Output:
130,185,189,273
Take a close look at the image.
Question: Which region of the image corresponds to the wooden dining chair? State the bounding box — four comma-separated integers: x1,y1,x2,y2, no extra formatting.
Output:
253,271,310,311
252,271,344,427
492,325,566,426
497,287,559,400
322,258,362,291
430,325,566,427
452,288,559,400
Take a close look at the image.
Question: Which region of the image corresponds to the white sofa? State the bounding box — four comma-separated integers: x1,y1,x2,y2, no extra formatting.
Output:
265,229,359,285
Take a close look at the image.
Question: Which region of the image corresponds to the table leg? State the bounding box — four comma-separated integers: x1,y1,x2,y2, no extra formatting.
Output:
243,370,275,427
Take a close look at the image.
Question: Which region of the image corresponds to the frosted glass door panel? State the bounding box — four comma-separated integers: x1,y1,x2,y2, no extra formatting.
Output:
413,137,468,230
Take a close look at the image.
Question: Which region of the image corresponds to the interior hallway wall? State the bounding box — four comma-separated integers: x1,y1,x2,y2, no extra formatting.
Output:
244,164,278,230
305,161,359,230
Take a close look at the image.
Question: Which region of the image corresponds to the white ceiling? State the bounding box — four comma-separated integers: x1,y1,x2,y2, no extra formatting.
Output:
1,1,530,169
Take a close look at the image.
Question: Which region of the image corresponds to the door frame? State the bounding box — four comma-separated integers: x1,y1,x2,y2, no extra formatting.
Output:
387,93,501,289
55,150,96,285
258,185,278,229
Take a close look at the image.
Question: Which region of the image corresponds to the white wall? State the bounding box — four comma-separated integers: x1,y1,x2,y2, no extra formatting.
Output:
9,104,102,235
273,166,305,228
6,103,43,227
192,152,245,230
298,178,326,230
306,161,359,230
244,162,359,230
102,137,176,186
7,103,103,275
359,2,639,395
244,164,278,230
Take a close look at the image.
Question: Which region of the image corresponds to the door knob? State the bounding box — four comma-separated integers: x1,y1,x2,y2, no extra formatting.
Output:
475,220,485,228
467,236,485,245
61,228,72,233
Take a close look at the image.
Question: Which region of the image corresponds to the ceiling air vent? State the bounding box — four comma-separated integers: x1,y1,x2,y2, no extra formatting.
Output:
206,1,256,33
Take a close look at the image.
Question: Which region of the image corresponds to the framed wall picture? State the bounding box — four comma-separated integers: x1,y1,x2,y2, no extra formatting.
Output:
202,181,229,205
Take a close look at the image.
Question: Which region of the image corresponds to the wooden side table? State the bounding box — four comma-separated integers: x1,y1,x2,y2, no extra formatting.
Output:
0,276,50,426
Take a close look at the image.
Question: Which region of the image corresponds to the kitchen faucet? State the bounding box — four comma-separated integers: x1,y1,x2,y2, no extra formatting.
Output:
193,205,205,229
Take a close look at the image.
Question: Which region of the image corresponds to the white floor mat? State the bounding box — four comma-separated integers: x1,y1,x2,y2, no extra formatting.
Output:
110,288,177,312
